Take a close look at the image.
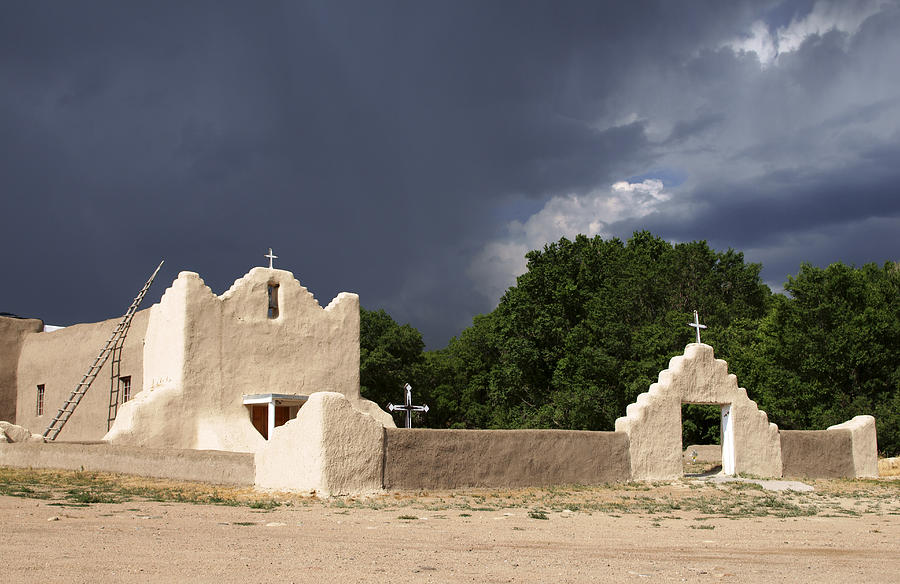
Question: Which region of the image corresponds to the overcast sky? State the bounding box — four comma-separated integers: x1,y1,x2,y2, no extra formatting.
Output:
2,0,898,347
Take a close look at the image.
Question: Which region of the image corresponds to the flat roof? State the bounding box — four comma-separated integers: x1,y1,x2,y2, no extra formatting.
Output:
242,393,309,405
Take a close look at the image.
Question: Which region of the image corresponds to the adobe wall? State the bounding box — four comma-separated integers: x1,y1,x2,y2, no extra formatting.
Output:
0,441,254,486
780,430,855,478
14,310,149,441
383,428,630,490
106,268,392,453
0,316,43,423
256,392,629,495
827,415,878,477
255,392,384,496
779,417,878,479
2,387,878,493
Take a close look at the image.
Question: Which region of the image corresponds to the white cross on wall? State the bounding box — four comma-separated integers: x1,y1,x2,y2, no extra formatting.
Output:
265,248,278,269
688,310,707,343
388,383,429,428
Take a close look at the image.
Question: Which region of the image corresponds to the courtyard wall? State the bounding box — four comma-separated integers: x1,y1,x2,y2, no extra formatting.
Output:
0,441,254,486
383,428,631,490
780,430,855,478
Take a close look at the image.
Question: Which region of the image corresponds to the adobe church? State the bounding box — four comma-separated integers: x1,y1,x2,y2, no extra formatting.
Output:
0,259,880,496
1,262,393,452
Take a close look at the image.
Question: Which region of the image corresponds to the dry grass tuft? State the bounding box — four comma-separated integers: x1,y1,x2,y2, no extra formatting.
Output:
878,457,900,477
2,466,899,519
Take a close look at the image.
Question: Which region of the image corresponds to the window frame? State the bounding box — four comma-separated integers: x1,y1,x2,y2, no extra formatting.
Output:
120,376,132,403
36,384,45,416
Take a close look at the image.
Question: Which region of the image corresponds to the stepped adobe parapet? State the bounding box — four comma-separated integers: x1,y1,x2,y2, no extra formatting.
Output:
615,343,782,480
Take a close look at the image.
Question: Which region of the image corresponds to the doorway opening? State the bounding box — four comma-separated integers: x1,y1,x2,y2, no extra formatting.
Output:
242,393,308,440
681,403,734,476
250,405,292,439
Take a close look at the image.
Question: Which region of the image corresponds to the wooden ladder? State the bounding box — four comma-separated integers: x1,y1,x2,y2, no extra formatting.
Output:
43,261,164,441
105,312,130,430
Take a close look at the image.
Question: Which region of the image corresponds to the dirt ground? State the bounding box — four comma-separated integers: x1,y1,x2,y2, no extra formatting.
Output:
1,472,898,583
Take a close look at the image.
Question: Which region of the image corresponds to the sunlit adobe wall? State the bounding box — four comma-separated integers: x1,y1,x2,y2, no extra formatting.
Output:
13,311,149,441
107,267,390,452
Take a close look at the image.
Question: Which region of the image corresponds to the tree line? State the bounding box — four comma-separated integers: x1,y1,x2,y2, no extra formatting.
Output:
360,232,900,456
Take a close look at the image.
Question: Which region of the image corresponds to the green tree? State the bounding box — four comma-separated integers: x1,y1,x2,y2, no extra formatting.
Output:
359,307,425,425
417,314,500,428
426,232,771,433
734,262,900,455
363,237,899,455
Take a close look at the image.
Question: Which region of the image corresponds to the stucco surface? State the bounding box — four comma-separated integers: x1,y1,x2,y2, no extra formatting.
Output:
615,343,782,480
683,444,722,464
780,430,855,478
0,421,44,443
0,441,254,485
827,415,878,478
15,310,149,441
383,428,630,490
255,392,384,496
106,268,391,453
0,316,43,423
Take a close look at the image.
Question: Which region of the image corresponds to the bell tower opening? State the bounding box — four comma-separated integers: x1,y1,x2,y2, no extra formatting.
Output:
267,283,279,319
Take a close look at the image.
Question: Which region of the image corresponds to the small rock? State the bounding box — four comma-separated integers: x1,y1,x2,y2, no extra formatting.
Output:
47,516,60,522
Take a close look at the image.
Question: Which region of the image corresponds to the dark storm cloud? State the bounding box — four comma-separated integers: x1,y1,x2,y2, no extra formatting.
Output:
663,113,726,146
1,1,898,346
628,138,900,246
592,0,900,293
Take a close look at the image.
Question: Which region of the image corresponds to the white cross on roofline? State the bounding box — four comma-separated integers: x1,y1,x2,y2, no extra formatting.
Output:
688,310,707,343
265,248,278,269
388,383,429,428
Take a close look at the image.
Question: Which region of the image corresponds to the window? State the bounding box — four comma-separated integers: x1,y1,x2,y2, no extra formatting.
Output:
36,385,45,416
120,376,132,402
267,283,279,318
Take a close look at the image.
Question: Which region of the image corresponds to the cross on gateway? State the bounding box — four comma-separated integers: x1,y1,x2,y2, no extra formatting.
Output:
265,248,278,269
388,383,429,428
688,310,707,343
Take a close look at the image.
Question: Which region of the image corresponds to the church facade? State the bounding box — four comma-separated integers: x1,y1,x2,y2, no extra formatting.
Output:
0,266,392,452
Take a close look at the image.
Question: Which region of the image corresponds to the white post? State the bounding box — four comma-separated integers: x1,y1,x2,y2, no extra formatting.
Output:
267,401,276,440
721,404,735,475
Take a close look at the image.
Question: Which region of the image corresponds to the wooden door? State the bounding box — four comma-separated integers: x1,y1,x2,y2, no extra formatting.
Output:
251,405,268,439
274,406,290,428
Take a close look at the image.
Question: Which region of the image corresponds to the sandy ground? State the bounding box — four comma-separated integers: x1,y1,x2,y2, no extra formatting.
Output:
2,490,898,584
